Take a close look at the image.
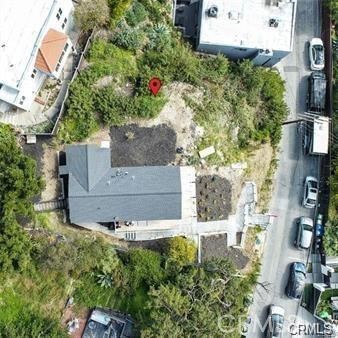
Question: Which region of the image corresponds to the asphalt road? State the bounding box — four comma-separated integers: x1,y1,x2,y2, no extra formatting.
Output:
246,1,322,337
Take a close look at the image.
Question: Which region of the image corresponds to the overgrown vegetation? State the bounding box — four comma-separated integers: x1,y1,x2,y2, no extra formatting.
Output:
324,1,338,255
60,0,288,166
0,128,257,336
0,124,65,336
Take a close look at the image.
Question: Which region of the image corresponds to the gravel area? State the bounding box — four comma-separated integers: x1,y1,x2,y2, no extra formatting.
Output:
110,124,177,166
201,234,249,269
196,175,232,221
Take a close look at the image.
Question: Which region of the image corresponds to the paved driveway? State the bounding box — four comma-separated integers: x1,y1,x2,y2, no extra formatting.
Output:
246,0,322,337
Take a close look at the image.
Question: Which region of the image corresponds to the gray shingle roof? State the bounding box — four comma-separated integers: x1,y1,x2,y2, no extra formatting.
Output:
60,144,182,223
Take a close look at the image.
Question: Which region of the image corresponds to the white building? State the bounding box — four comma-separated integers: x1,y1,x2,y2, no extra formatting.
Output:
197,0,297,67
0,0,74,112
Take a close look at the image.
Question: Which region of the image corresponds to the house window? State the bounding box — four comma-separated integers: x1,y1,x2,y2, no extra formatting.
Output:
61,17,67,29
0,83,3,90
58,51,65,64
19,96,26,105
64,43,69,52
56,8,62,20
55,63,61,72
31,69,37,79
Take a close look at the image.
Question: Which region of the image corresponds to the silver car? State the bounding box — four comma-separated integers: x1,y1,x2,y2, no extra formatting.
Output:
295,217,313,249
303,176,318,208
309,38,325,71
266,305,285,338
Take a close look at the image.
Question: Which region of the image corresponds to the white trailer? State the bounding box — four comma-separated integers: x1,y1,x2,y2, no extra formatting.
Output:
303,116,329,155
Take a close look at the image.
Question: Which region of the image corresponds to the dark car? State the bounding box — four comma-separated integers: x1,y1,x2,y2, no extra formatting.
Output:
307,71,326,113
285,262,306,299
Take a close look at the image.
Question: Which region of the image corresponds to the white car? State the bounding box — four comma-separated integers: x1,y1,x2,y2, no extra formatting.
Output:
266,305,285,338
309,38,325,71
295,217,313,249
303,176,318,208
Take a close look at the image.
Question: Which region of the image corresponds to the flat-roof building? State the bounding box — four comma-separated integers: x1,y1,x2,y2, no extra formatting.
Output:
0,0,74,112
197,0,297,66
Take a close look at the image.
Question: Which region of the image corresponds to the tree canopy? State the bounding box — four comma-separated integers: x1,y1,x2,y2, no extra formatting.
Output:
0,124,43,271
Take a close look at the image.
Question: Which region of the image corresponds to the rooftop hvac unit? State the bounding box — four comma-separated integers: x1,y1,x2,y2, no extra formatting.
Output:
207,6,218,18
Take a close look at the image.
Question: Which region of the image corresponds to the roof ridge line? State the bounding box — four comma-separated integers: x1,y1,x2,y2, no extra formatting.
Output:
43,36,68,44
37,49,52,73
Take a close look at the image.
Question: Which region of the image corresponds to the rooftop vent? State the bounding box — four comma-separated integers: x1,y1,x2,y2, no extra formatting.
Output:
207,6,218,18
269,18,279,28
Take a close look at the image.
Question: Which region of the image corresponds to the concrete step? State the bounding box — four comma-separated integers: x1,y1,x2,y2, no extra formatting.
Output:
34,199,66,212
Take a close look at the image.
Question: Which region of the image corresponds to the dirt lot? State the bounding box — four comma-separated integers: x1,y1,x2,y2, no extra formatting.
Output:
196,175,232,221
110,124,176,166
22,136,60,202
201,234,249,269
137,82,204,165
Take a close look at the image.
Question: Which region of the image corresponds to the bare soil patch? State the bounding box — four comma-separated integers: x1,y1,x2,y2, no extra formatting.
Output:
22,136,56,202
196,175,232,221
201,234,227,261
110,124,176,166
225,247,249,270
62,307,89,338
137,82,204,165
41,143,60,201
126,238,169,254
85,126,110,145
201,234,249,269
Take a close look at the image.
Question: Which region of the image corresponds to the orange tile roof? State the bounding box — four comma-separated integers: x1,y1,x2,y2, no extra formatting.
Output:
35,28,68,74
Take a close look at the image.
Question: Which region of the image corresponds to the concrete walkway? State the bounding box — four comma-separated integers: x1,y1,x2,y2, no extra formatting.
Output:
79,181,273,246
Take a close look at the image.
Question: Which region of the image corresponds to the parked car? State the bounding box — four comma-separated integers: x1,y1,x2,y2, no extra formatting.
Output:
307,71,326,113
266,305,285,338
303,176,318,208
309,38,325,71
295,217,313,249
285,262,306,299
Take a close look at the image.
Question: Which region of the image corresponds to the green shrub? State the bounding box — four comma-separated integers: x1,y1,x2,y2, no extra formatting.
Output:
95,87,166,125
126,248,166,288
88,39,138,79
200,54,229,83
146,23,171,51
112,21,145,51
74,0,110,32
324,217,338,256
0,286,67,338
166,237,197,266
58,78,98,143
125,1,148,26
139,41,201,86
109,0,133,27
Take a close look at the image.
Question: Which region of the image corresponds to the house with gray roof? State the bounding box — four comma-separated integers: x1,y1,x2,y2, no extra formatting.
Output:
59,143,197,240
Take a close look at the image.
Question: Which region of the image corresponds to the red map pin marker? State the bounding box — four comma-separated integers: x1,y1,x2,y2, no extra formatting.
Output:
148,77,162,95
